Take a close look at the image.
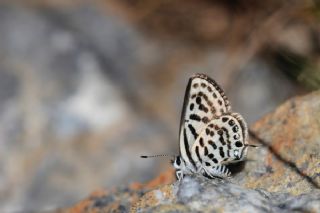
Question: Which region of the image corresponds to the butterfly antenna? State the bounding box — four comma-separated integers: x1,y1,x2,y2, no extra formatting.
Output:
140,154,175,158
245,144,259,148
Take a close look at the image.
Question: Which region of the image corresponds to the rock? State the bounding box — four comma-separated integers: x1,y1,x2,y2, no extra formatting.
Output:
64,174,320,213
61,169,175,213
132,175,320,212
62,91,320,212
234,90,320,195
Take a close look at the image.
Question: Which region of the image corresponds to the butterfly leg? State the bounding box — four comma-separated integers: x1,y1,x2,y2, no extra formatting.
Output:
195,162,215,179
176,170,184,181
210,165,231,178
195,161,203,173
200,166,213,178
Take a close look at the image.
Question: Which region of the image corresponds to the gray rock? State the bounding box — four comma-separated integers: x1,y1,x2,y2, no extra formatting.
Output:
134,175,320,213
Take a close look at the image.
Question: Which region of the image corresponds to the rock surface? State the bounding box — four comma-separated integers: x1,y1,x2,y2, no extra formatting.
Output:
235,90,320,195
62,91,320,212
132,175,320,213
60,169,176,213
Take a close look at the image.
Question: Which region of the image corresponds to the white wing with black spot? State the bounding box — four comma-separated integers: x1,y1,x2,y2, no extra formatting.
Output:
190,114,248,177
178,73,231,169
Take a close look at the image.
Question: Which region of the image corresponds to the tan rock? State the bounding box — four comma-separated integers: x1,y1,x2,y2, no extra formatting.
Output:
233,90,320,195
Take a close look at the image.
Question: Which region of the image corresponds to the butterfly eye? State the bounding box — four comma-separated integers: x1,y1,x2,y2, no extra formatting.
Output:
176,156,181,166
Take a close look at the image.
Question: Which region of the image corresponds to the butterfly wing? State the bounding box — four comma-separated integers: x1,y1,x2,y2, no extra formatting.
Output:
190,114,248,177
179,73,231,169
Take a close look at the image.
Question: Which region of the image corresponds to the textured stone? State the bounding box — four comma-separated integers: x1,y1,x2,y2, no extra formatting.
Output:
233,90,320,195
61,169,175,213
64,174,320,213
134,175,320,213
62,90,320,212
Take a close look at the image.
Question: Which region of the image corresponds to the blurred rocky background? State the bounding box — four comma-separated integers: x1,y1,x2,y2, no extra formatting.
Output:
0,0,319,212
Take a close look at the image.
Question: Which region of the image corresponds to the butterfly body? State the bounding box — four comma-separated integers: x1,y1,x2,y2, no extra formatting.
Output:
173,74,250,180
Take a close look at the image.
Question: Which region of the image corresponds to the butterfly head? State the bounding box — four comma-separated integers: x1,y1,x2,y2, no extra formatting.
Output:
172,155,185,169
172,155,189,180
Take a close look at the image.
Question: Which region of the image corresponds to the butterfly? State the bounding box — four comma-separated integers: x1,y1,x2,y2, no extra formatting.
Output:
141,73,256,180
171,73,256,180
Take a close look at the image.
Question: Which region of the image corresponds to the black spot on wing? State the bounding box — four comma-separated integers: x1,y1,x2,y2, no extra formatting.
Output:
190,114,201,122
202,94,213,109
208,153,214,158
222,117,229,122
202,93,208,101
221,128,231,146
219,147,225,158
204,146,208,155
183,128,196,168
188,124,198,139
196,97,201,104
206,128,210,135
233,125,239,133
199,104,209,113
199,138,204,147
212,158,218,164
234,134,240,140
219,135,226,145
193,83,199,88
205,162,211,166
201,83,206,88
228,120,235,126
202,116,209,124
208,140,217,149
221,127,230,138
189,103,194,111
235,141,243,147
